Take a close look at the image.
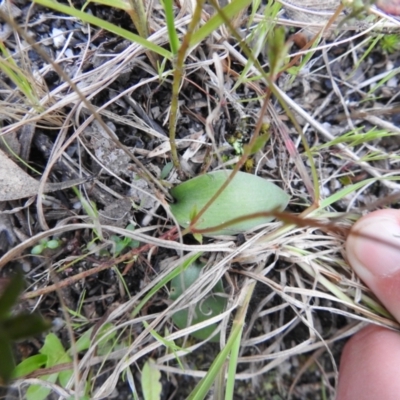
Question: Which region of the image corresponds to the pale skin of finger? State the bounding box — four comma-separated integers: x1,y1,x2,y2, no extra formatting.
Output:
337,325,400,400
376,0,400,16
345,209,400,322
337,210,400,399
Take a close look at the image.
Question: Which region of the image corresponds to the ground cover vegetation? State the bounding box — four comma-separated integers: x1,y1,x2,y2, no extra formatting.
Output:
0,0,400,398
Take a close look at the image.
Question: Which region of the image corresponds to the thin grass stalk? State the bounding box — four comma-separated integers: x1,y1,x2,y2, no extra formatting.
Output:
169,0,205,172
127,0,149,39
214,367,226,400
127,0,159,68
207,0,323,209
184,2,280,232
189,0,253,47
186,282,253,399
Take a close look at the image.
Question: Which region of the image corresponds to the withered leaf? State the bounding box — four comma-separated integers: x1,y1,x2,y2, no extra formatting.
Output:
0,149,86,201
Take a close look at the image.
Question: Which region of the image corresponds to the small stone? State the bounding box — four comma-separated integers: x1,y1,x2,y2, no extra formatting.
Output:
52,27,66,48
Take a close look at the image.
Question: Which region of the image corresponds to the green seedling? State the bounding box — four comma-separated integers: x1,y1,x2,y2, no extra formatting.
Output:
31,238,61,255
141,358,162,400
110,224,140,256
169,261,227,342
160,161,174,179
14,324,117,399
21,333,73,400
170,171,290,235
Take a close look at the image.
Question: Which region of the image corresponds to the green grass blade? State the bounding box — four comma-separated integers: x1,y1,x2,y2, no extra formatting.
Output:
34,0,172,59
162,0,180,54
224,321,243,400
189,0,253,47
187,321,243,400
131,252,202,318
318,177,399,209
0,43,40,107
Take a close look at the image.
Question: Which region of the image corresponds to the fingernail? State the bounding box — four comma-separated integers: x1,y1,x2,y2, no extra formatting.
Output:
349,212,400,277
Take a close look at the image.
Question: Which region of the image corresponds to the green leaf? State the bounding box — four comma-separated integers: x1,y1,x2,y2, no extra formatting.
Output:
169,261,205,300
71,323,116,355
73,328,93,354
59,369,73,388
46,239,60,249
170,171,290,235
31,244,44,255
131,253,203,320
169,261,227,342
141,359,162,400
26,333,73,400
0,272,24,320
40,333,71,368
161,162,174,179
13,354,48,378
26,372,58,400
193,233,203,243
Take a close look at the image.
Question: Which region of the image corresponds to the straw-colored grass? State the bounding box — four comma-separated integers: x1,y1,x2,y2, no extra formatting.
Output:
1,0,400,398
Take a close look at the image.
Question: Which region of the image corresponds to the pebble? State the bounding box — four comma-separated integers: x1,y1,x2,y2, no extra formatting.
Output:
51,27,66,48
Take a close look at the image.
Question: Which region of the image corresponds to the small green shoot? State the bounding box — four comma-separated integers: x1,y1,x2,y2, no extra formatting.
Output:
14,323,118,397
310,127,395,152
267,26,291,77
24,333,72,400
110,224,140,256
160,161,174,179
141,358,162,400
72,187,103,239
243,132,271,155
31,238,61,255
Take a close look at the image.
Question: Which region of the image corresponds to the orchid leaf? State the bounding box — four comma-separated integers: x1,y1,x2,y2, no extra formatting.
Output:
170,171,290,235
170,261,227,342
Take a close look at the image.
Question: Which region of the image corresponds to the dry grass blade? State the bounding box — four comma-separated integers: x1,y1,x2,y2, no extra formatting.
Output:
1,0,400,399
